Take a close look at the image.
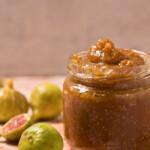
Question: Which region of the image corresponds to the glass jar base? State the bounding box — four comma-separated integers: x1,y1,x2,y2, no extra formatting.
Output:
67,146,139,150
67,141,150,150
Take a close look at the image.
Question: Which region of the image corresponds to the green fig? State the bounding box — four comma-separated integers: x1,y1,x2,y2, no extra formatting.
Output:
18,123,63,150
0,79,29,123
30,83,63,122
0,113,32,141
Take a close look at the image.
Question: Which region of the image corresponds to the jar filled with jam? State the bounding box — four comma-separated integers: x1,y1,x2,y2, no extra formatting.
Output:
63,39,150,150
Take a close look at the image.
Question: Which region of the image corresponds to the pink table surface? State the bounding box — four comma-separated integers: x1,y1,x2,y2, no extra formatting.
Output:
0,76,72,150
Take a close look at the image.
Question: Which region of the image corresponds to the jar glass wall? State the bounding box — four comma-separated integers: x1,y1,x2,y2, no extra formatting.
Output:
63,50,150,150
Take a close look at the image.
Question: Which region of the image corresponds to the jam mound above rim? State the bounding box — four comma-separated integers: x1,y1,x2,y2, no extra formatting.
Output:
67,50,150,89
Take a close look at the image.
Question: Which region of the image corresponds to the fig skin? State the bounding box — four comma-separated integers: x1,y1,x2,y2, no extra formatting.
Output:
1,113,32,141
18,123,63,150
30,83,63,122
0,79,29,123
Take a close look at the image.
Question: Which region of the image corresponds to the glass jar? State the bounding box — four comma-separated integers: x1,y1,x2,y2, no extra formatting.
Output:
63,50,150,150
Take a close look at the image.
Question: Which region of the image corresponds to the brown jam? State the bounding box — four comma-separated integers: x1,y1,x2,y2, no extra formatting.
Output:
63,39,150,150
87,39,144,66
72,39,145,79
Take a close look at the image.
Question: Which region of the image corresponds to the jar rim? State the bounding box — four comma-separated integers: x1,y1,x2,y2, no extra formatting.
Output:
67,50,150,81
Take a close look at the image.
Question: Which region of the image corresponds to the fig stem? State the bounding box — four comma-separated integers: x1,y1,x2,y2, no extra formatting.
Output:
0,129,2,137
0,79,3,88
6,79,13,89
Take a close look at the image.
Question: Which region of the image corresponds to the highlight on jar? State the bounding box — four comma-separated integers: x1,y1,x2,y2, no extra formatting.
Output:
63,39,150,150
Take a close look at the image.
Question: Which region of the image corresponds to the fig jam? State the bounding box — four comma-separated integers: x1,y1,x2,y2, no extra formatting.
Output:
63,39,150,150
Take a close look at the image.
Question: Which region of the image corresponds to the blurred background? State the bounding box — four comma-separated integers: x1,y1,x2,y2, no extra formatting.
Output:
0,0,150,76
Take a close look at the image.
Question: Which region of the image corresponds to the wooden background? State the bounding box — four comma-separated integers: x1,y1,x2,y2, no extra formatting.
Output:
0,0,150,76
